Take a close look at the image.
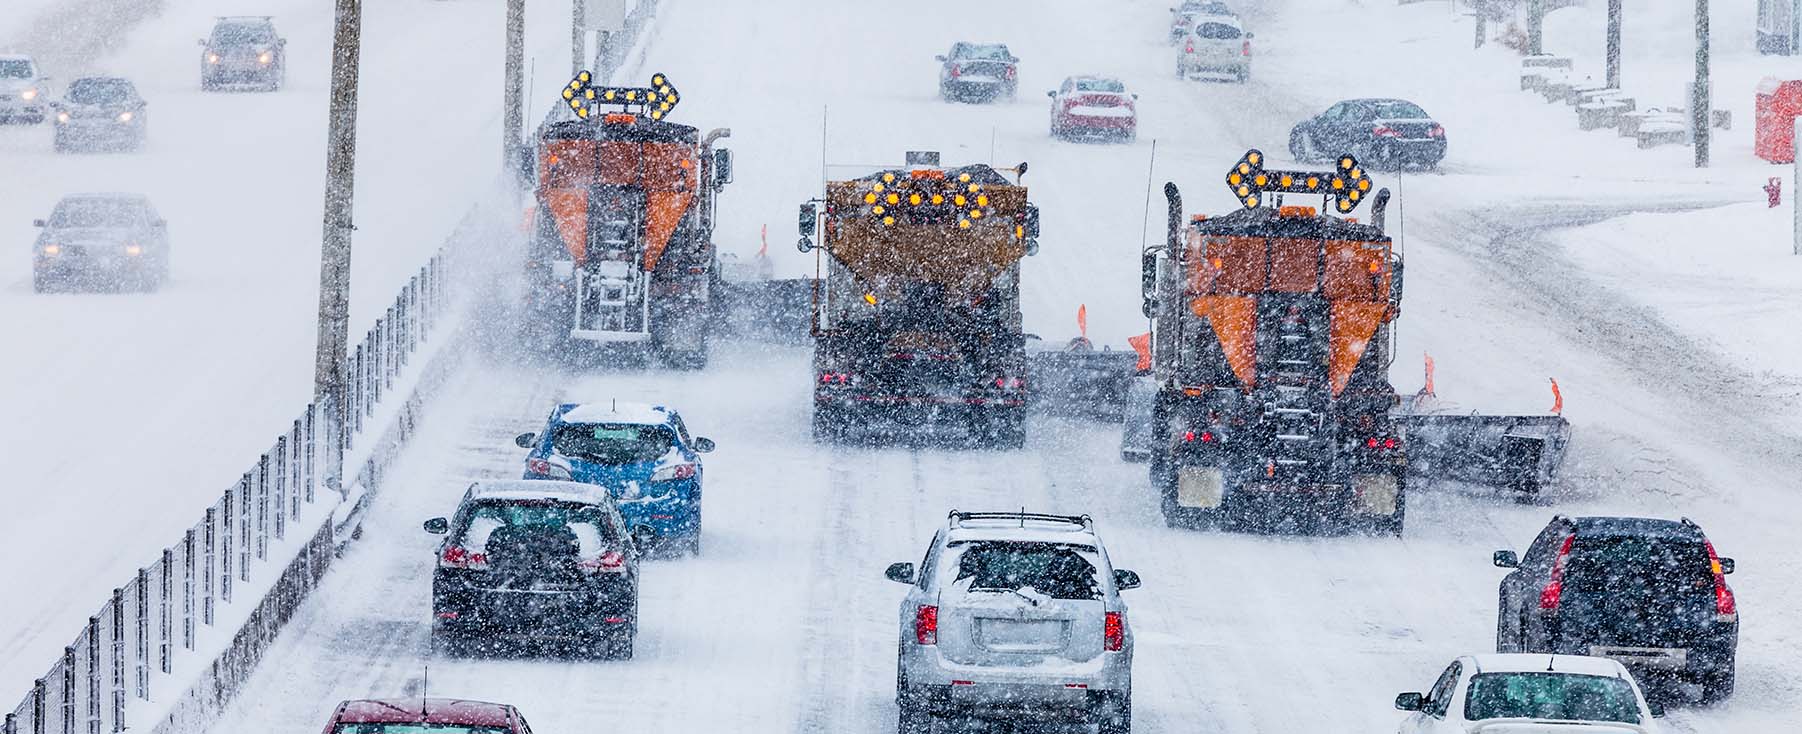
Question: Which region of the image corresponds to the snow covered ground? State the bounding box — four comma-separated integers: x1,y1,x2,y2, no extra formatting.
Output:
6,0,1802,731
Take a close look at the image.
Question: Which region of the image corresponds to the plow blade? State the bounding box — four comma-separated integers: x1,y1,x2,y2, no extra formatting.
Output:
714,277,816,344
1028,349,1139,421
1394,414,1572,495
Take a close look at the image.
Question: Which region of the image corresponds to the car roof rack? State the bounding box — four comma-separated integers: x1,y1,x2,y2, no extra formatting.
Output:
215,15,274,21
947,510,1093,531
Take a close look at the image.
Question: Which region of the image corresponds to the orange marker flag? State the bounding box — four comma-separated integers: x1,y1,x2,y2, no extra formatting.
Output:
1128,332,1152,372
1550,378,1563,415
1076,304,1088,340
1422,352,1436,397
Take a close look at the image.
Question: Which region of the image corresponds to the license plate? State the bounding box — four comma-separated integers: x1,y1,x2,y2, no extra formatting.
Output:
1590,646,1687,669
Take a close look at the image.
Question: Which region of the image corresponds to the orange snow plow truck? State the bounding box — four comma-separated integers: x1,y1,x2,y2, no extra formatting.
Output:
524,72,733,368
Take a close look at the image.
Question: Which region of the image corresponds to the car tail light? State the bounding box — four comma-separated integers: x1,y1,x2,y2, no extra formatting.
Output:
1185,42,1196,54
993,376,1025,389
1538,534,1576,610
949,65,961,79
526,457,572,480
651,463,696,482
1183,430,1216,443
914,605,938,645
1365,437,1398,450
1005,66,1016,80
1242,40,1252,56
579,550,628,574
1105,612,1125,651
440,546,488,570
818,372,853,385
1704,540,1736,621
1428,124,1446,138
1373,125,1401,138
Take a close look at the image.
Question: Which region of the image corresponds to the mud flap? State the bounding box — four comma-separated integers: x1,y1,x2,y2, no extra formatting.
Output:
1177,466,1224,508
1352,473,1399,516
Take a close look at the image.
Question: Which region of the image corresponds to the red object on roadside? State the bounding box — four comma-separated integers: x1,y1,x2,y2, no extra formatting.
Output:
1754,78,1802,163
1767,177,1782,208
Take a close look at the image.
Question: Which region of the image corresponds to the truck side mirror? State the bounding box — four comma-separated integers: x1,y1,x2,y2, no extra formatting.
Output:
1023,205,1040,239
798,204,817,237
713,148,733,188
1140,252,1157,300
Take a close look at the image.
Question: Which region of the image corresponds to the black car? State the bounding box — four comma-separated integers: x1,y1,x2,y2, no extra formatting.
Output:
937,42,1017,103
199,16,286,91
1287,98,1446,170
51,77,147,153
1493,516,1739,703
424,480,644,659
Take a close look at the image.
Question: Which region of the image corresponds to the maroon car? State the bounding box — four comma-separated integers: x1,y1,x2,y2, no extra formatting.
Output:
320,698,534,733
1047,76,1137,142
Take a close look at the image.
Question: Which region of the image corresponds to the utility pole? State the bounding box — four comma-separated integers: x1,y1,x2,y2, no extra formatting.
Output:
1694,0,1711,167
314,0,361,495
504,0,526,169
1605,0,1622,88
1528,0,1545,55
572,0,586,77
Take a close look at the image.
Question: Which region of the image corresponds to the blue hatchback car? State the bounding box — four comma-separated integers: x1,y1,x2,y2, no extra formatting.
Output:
516,402,714,555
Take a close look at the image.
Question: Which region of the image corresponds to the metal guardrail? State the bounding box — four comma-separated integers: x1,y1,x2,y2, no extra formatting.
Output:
1,255,448,734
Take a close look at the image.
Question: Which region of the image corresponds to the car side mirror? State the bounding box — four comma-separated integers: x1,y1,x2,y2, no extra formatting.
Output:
692,436,716,453
33,219,46,228
1646,698,1665,718
712,148,733,188
279,38,288,46
1132,93,1140,100
630,525,656,551
1394,692,1425,712
1493,550,1519,568
885,562,916,584
423,517,449,534
1113,569,1142,591
153,219,167,228
934,55,947,62
1008,56,1019,63
196,39,207,47
1046,90,1056,98
1245,32,1255,39
514,432,537,449
1718,557,1734,574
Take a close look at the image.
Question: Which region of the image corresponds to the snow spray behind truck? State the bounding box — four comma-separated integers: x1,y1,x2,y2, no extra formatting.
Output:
797,152,1042,447
525,72,733,368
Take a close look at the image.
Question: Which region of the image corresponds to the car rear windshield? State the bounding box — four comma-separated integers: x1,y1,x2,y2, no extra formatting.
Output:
952,541,1102,600
67,79,133,105
1567,534,1713,595
213,23,276,45
0,59,31,78
454,499,619,555
955,44,1011,61
552,423,674,465
1366,100,1428,119
50,200,142,227
1464,672,1641,724
333,726,509,734
1193,22,1242,39
1074,79,1126,93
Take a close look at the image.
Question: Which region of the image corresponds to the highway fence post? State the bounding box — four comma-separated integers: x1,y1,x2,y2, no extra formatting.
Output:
132,571,147,701
159,549,172,674
60,646,74,734
219,491,233,604
273,437,288,541
84,616,97,734
182,528,196,648
108,591,123,731
237,476,251,583
255,458,269,561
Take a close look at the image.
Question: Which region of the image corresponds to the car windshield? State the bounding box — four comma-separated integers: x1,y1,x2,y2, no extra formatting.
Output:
332,726,509,733
0,59,31,78
1464,672,1642,724
952,541,1103,600
552,423,675,465
49,199,142,227
67,79,133,105
1074,79,1125,93
955,44,1011,61
1366,100,1428,119
213,23,275,45
454,499,617,556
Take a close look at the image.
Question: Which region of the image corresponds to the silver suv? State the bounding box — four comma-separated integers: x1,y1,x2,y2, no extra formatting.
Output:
885,511,1141,733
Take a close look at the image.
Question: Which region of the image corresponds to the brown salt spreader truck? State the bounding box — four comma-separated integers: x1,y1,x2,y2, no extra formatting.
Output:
797,153,1041,447
524,72,732,368
1140,150,1569,534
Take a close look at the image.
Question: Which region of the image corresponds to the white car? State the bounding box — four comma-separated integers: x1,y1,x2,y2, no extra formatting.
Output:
1176,15,1251,82
1395,654,1664,734
0,53,48,124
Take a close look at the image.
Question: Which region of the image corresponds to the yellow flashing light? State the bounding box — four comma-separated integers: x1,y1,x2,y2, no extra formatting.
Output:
1367,260,1382,274
1280,174,1293,187
864,293,878,305
1015,225,1025,238
970,209,983,219
968,184,981,193
578,71,592,83
1331,179,1345,190
864,193,878,204
1248,151,1261,165
887,193,900,205
1307,176,1319,189
1238,163,1251,175
1340,157,1354,169
954,195,967,206
931,194,945,205
883,173,896,183
1245,195,1259,207
882,216,895,225
1228,172,1243,186
1358,179,1371,192
1254,174,1268,187
909,193,922,205
873,205,885,215
563,89,575,100
958,173,971,183
958,219,972,229
976,194,988,207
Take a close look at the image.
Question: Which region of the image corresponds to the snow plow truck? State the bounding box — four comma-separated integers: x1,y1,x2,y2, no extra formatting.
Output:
524,72,733,368
1143,150,1568,535
797,152,1042,447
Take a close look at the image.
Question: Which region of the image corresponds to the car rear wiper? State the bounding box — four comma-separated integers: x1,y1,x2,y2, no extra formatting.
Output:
972,586,1043,607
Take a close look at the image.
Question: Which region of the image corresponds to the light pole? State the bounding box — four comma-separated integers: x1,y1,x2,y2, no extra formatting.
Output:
504,0,526,168
1605,0,1622,88
1694,0,1710,167
314,0,361,493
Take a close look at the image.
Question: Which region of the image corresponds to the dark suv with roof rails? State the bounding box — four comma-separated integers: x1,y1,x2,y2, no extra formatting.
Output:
937,42,1018,103
1492,516,1739,703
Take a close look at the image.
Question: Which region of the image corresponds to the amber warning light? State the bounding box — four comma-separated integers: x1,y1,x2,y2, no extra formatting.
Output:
1223,148,1372,214
563,71,682,121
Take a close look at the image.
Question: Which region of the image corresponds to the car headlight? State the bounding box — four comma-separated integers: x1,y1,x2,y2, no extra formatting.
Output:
124,244,143,256
207,53,221,64
117,111,133,123
257,51,273,65
41,244,60,255
56,111,69,123
20,88,37,101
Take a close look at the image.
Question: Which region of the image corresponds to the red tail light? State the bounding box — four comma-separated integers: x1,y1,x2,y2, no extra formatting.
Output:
818,372,852,385
525,457,571,480
1428,124,1446,138
579,550,628,574
440,545,488,570
1372,125,1401,138
1104,611,1125,651
914,605,938,645
1005,66,1016,80
1704,540,1737,620
1185,43,1196,54
949,65,961,78
1183,430,1216,443
1538,534,1576,610
1365,437,1399,450
993,376,1025,389
1242,40,1252,56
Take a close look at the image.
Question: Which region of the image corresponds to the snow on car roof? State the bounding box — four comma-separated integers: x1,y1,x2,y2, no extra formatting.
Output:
1468,654,1630,677
558,401,670,425
946,516,1100,546
469,479,614,506
0,53,33,62
332,698,512,726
